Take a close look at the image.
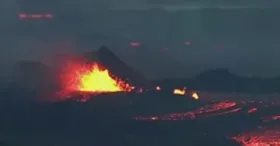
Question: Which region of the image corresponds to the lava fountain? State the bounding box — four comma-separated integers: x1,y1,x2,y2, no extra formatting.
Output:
60,61,133,94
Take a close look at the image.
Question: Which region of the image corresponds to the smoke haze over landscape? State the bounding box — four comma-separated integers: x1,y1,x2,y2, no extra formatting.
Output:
2,1,280,146
0,0,280,79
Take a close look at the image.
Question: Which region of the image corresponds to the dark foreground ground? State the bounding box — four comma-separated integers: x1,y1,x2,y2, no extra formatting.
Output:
0,89,280,146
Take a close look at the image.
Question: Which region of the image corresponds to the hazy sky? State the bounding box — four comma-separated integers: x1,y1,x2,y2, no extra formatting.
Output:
1,0,280,79
3,0,280,11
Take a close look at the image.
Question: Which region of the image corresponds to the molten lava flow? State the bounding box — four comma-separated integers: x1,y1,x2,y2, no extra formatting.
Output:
173,88,186,95
135,101,238,120
61,62,133,93
232,126,280,146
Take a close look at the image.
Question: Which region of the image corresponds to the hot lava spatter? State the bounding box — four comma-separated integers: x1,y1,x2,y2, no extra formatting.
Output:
60,62,134,96
55,61,199,102
173,88,186,95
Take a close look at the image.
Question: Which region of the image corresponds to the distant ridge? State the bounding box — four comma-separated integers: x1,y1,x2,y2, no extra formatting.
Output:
12,60,56,90
155,68,280,93
12,48,280,93
194,68,238,80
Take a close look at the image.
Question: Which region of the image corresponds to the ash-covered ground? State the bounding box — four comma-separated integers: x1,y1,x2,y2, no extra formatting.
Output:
1,89,280,146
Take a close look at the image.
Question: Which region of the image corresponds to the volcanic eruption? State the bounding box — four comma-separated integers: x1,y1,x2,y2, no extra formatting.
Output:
52,46,199,101
59,60,134,97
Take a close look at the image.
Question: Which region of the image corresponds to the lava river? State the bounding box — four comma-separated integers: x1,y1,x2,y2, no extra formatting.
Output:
134,98,280,146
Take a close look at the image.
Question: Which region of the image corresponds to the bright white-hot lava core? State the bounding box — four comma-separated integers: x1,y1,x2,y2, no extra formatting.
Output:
61,61,133,93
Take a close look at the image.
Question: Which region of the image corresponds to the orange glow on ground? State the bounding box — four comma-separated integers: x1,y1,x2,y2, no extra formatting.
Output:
134,101,238,120
232,125,280,146
60,62,133,94
130,42,140,47
248,107,257,114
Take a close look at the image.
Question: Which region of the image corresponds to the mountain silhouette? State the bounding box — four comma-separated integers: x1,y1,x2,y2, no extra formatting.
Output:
84,45,151,87
9,48,280,93
155,68,280,93
11,60,57,91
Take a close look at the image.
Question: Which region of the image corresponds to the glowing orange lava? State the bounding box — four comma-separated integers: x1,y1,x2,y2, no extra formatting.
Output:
61,62,133,93
173,88,186,95
192,92,199,100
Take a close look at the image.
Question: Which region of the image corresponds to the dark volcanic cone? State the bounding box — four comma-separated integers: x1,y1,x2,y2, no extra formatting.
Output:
84,45,151,88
